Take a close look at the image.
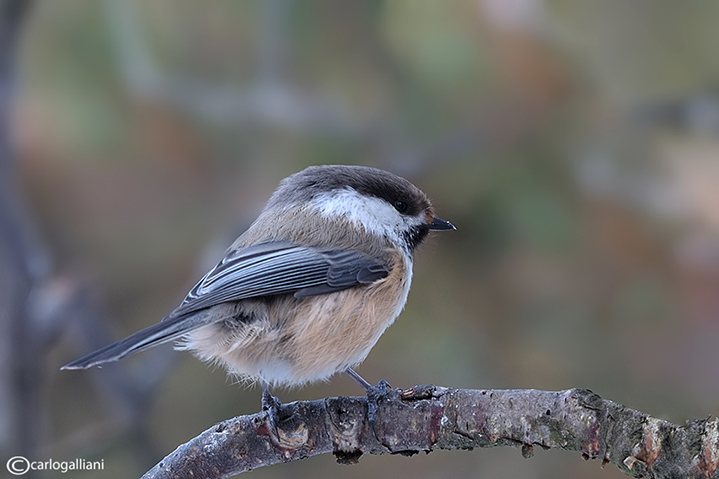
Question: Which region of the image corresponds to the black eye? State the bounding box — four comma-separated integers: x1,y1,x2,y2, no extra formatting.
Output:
393,200,408,213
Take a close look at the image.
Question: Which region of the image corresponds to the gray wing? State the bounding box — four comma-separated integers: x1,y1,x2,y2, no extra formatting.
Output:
168,241,389,318
61,241,388,370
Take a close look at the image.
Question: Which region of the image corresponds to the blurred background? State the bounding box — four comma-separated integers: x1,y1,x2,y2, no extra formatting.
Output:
2,1,719,478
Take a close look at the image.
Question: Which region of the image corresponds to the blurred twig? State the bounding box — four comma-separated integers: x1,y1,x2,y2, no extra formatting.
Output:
101,0,527,176
103,0,358,133
0,0,174,469
0,0,46,465
141,386,719,479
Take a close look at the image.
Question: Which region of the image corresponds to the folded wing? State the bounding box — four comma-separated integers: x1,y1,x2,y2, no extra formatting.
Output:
62,242,389,369
169,241,389,317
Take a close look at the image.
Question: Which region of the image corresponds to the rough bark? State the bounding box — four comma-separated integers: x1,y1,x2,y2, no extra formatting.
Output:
140,386,719,479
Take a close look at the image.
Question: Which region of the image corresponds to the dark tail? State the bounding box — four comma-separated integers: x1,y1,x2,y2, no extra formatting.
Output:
61,310,211,370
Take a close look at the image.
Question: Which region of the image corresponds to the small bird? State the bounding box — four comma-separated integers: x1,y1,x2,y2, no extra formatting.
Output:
63,165,454,409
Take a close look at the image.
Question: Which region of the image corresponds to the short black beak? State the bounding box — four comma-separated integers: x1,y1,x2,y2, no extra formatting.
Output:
429,217,456,231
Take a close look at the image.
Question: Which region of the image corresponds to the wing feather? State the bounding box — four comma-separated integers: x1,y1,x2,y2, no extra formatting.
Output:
167,242,389,318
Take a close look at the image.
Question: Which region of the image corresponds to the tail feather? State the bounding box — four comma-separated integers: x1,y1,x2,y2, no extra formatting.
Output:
61,310,211,370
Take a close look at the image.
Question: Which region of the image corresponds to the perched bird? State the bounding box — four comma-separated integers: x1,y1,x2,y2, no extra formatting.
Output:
63,165,454,408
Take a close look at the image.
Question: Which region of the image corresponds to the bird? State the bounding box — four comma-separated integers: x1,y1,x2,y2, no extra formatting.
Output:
62,164,454,411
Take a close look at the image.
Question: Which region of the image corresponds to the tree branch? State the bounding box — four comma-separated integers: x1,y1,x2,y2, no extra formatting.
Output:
140,386,719,479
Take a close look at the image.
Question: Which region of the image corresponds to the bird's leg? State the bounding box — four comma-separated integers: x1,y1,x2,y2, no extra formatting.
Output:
345,368,391,438
345,367,373,391
346,367,391,394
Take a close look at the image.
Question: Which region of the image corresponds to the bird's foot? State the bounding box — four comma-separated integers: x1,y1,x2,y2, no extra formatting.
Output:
262,387,282,412
344,369,394,441
365,379,392,438
261,381,283,438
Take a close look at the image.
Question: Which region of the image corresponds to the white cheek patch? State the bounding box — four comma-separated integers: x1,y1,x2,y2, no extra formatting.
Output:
309,187,409,245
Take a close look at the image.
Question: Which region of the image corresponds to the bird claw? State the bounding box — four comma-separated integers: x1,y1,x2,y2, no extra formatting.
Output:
365,379,392,438
343,370,393,442
262,388,282,412
261,382,283,438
